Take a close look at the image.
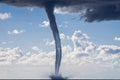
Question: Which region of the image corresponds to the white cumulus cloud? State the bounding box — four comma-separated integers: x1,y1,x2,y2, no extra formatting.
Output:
0,30,120,67
40,20,50,27
60,33,66,40
95,45,120,67
0,47,22,65
8,29,25,35
0,29,120,78
114,37,120,41
71,30,96,55
0,13,11,20
32,46,42,52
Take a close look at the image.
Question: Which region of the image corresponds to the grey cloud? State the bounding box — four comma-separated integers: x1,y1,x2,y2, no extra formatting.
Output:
56,0,120,22
107,49,120,54
1,0,120,22
76,53,89,58
84,4,120,22
57,0,120,22
0,47,22,64
97,45,120,54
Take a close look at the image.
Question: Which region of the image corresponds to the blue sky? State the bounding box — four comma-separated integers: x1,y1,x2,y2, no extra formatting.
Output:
0,4,120,79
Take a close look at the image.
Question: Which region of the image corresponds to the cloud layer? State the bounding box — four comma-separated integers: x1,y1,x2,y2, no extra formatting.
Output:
1,30,120,67
0,47,22,65
1,0,120,22
1,30,120,79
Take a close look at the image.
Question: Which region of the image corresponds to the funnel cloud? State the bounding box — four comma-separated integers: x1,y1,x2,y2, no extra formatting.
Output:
1,0,120,78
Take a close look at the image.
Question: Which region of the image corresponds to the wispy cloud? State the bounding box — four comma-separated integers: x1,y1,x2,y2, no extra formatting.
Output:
1,42,7,45
40,20,50,28
114,37,120,41
45,40,55,46
60,33,66,40
0,13,11,20
27,7,34,12
32,46,42,52
1,41,13,45
8,29,25,35
59,22,68,28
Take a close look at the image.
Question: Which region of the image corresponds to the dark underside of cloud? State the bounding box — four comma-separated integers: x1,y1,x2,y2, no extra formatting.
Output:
1,0,120,22
83,4,120,22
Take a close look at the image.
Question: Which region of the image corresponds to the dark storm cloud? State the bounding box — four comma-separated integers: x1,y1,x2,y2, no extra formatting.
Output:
1,0,120,22
56,0,120,22
83,4,120,22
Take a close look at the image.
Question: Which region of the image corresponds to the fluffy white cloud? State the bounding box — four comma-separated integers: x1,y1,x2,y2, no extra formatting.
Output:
0,30,120,67
66,35,70,40
8,29,25,35
97,45,120,55
60,33,65,40
27,7,34,12
63,30,120,66
95,45,120,67
17,49,55,65
45,40,55,46
0,30,120,78
32,46,41,52
40,20,50,27
0,47,22,65
0,13,11,20
54,7,82,14
114,37,120,41
71,30,95,55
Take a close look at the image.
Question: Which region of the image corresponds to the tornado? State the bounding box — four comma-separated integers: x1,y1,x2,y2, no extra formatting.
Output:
44,1,62,76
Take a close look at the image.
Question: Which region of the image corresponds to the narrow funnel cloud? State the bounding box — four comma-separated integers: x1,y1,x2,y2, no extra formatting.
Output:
44,1,62,76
